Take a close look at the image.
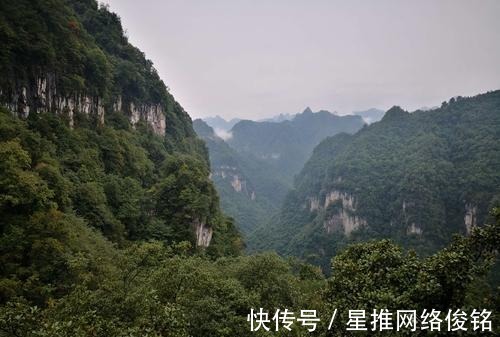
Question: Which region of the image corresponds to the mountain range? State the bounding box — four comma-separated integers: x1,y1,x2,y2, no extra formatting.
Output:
202,115,241,131
204,108,384,130
0,1,498,334
193,119,290,234
248,92,500,270
195,108,365,234
226,107,365,179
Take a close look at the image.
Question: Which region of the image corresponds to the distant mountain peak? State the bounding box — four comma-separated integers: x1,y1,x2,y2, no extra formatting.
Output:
382,106,409,120
353,108,385,124
303,107,313,114
257,113,296,123
203,116,241,131
318,109,336,115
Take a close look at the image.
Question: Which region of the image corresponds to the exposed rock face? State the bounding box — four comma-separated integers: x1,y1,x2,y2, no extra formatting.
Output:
1,75,105,126
194,219,213,247
308,189,366,235
324,209,367,235
211,166,236,182
128,102,166,136
211,165,256,199
401,200,423,235
464,203,477,234
407,223,423,235
230,175,245,192
324,190,355,209
1,76,166,135
308,197,320,211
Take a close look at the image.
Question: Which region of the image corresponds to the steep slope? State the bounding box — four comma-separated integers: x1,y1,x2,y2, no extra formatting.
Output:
2,2,499,336
193,119,290,234
0,0,240,251
228,108,365,179
0,0,195,146
250,91,500,268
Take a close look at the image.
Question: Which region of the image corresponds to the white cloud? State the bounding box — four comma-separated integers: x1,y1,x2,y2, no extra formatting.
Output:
214,128,233,141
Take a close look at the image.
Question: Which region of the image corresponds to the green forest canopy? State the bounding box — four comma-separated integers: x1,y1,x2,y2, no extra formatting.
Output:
0,0,498,336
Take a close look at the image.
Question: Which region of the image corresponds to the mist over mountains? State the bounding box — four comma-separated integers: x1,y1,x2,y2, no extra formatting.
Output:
193,119,290,234
258,112,296,123
225,108,364,178
204,107,384,130
194,108,365,234
198,93,500,277
1,0,499,335
248,92,500,270
202,115,241,131
353,108,385,124
199,95,500,265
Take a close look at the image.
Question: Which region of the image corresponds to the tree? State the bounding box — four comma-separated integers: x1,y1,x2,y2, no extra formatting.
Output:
324,213,499,336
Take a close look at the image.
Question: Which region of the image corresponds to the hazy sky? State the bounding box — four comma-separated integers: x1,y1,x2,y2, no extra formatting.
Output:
103,0,500,119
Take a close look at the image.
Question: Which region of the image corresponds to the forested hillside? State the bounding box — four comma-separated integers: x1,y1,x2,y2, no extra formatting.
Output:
249,92,500,269
0,0,243,249
0,0,242,325
228,108,365,179
194,119,290,234
195,109,364,235
0,1,499,335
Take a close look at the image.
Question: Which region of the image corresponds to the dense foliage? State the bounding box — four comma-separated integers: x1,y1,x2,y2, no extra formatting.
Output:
194,119,290,234
323,213,500,336
1,1,498,336
0,203,497,336
0,0,196,147
194,109,364,236
250,92,500,270
228,108,365,180
0,0,241,308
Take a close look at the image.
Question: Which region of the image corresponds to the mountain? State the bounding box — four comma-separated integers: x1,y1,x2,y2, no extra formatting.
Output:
0,0,242,276
258,112,296,123
203,115,241,131
228,108,365,179
353,108,385,124
193,119,290,234
418,105,440,111
1,1,499,336
249,91,500,269
196,108,365,233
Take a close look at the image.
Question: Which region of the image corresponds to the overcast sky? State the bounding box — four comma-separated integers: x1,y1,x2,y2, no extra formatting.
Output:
103,0,500,119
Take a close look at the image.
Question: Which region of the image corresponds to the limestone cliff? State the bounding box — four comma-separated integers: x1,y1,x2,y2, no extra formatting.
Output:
194,219,213,248
464,203,477,234
402,201,423,235
1,75,166,135
308,189,366,235
212,165,256,200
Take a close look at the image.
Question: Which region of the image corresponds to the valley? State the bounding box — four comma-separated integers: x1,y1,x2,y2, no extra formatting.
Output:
0,0,498,335
196,108,367,235
201,94,500,273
